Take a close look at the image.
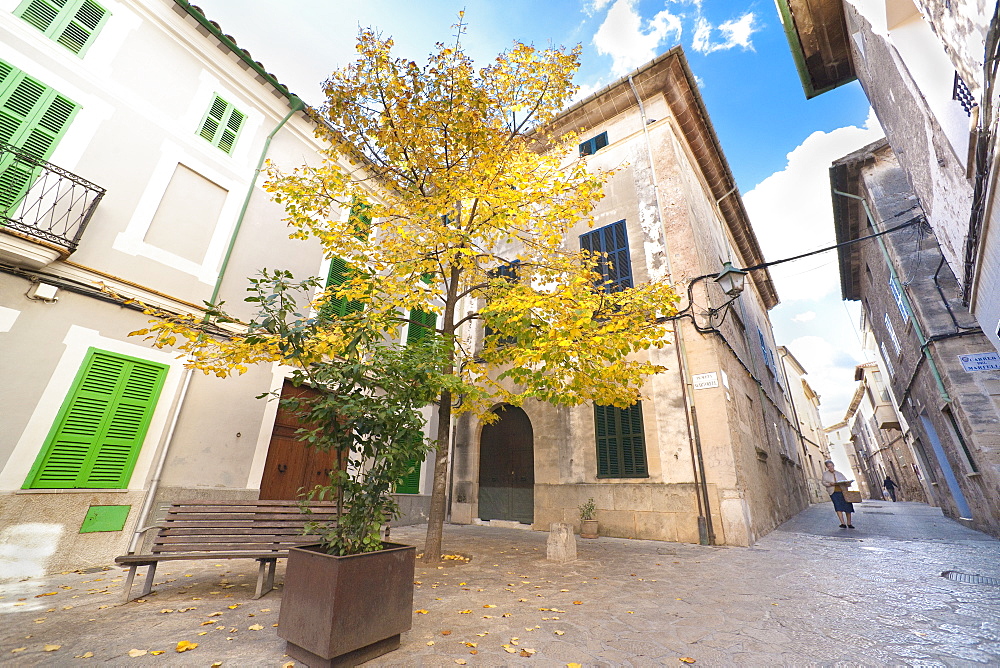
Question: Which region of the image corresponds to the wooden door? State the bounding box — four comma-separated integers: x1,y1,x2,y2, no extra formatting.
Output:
478,405,534,523
259,381,341,500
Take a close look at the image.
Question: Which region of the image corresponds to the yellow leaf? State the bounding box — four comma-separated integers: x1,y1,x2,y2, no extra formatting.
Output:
150,651,165,655
415,609,429,614
521,649,536,657
211,663,223,667
11,648,26,653
463,642,477,647
77,651,94,658
679,658,696,664
44,645,61,652
440,630,452,635
248,624,264,631
568,664,583,668
458,609,472,614
160,609,174,613
128,649,147,657
554,630,565,635
426,641,435,646
573,601,583,605
227,605,239,609
197,632,208,636
483,604,497,608
455,660,467,665
175,641,198,653
35,592,58,597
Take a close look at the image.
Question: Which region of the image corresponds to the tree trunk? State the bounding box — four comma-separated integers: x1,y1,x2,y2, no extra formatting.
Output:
422,389,452,563
422,263,461,563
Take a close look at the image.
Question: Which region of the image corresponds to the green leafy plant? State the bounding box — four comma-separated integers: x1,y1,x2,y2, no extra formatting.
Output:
145,269,452,556
579,497,596,521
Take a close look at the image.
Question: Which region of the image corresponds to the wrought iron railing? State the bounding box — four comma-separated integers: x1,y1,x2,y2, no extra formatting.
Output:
0,142,105,253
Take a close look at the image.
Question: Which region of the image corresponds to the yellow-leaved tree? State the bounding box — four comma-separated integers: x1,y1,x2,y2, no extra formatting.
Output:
138,18,679,563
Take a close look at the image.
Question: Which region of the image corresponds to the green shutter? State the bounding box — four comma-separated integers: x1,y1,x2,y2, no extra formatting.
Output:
406,308,437,344
24,348,168,489
16,0,109,56
0,61,78,212
594,402,647,478
395,458,421,494
198,95,245,154
319,256,363,319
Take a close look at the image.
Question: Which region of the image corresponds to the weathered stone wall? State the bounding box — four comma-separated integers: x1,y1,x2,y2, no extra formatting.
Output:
853,146,1000,537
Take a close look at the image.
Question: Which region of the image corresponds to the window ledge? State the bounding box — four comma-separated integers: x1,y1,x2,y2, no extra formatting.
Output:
965,472,982,479
16,488,133,494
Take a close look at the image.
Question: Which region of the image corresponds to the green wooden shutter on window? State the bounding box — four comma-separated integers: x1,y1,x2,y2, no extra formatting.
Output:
24,348,168,489
320,256,364,319
0,60,79,212
594,402,648,478
395,458,421,494
198,95,245,154
16,0,109,56
406,308,437,344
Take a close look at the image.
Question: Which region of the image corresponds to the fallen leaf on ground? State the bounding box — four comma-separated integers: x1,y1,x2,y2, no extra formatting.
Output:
35,592,58,597
197,632,208,636
208,612,223,617
76,652,94,658
211,663,222,667
521,649,536,657
503,646,517,653
248,624,264,631
502,613,512,617
573,601,583,605
201,621,214,626
175,641,198,653
560,589,569,592
458,610,472,614
679,658,696,664
160,609,174,613
259,608,270,612
483,604,497,608
128,649,147,658
554,630,565,635
426,641,435,646
227,605,239,610
463,642,477,647
455,660,467,665
415,609,428,614
440,630,452,635
567,664,583,668
150,651,165,655
11,648,26,654
44,645,61,652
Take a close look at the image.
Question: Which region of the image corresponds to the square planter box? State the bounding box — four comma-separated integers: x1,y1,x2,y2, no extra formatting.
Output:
277,542,416,667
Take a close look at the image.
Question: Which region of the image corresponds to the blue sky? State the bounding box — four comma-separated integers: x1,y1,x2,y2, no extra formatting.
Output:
196,0,883,424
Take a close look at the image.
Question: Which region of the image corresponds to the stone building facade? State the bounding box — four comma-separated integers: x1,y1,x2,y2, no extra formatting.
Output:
448,49,812,547
832,139,1000,535
778,346,832,503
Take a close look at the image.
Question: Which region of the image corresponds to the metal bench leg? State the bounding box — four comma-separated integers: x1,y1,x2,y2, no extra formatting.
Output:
121,565,139,604
138,562,157,599
254,558,277,599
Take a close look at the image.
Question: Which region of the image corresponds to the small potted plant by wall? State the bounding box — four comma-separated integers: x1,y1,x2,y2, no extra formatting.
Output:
579,497,599,538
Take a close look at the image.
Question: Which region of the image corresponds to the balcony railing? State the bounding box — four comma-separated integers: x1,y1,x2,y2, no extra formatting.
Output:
1,142,105,254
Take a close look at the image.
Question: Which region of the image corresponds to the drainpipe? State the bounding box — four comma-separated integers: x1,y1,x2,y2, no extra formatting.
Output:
128,97,305,552
627,75,714,545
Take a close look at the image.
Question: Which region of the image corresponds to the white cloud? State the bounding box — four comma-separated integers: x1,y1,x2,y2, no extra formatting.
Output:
692,12,757,54
783,333,864,425
584,0,615,15
791,311,816,322
743,107,884,302
592,0,683,76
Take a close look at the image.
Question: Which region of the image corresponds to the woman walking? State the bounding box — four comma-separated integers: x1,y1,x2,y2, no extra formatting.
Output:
822,460,855,528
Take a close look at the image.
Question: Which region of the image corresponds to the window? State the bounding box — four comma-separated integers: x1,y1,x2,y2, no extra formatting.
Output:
320,257,363,319
24,348,168,489
757,327,776,374
880,342,895,377
198,95,245,154
580,220,632,291
0,60,78,212
595,402,648,478
579,131,608,157
884,312,901,354
889,277,909,322
395,458,421,494
15,0,108,56
406,307,437,344
484,260,519,346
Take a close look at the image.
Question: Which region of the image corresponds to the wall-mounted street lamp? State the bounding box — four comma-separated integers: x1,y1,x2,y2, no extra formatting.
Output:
714,261,747,298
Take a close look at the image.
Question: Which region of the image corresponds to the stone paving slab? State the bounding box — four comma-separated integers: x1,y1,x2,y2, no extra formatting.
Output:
1,501,998,666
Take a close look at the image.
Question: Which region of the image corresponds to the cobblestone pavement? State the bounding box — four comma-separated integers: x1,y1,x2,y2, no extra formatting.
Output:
1,501,998,666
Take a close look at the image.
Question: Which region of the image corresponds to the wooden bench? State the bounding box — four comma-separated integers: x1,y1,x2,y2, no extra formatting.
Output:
115,500,338,604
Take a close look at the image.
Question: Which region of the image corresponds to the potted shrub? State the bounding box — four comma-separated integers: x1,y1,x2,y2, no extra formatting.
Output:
157,272,448,666
579,497,599,538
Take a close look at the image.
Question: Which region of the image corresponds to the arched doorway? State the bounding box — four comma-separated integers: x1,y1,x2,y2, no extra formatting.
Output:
478,405,534,523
